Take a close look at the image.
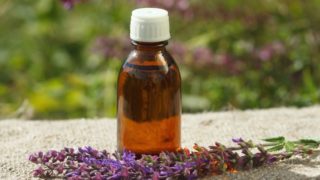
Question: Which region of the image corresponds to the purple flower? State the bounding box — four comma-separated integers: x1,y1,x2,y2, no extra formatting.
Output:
29,137,313,179
120,167,129,177
57,151,66,161
66,171,80,177
176,0,190,11
32,167,44,177
159,170,169,177
168,41,187,63
272,42,285,54
192,47,214,67
79,146,92,153
122,151,136,165
92,36,131,60
266,155,277,164
56,164,64,174
232,138,244,143
42,155,50,163
67,176,82,180
28,154,38,163
152,171,160,180
92,172,103,180
64,148,75,155
60,0,87,10
79,163,88,172
183,161,197,168
38,151,43,158
237,156,251,170
48,150,58,157
255,41,286,61
61,0,77,10
257,47,272,61
136,0,189,11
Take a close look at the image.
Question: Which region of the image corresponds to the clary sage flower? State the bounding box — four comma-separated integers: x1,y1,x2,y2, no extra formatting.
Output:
29,136,319,179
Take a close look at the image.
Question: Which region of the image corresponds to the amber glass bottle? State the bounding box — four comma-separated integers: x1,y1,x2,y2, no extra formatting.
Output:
117,8,181,155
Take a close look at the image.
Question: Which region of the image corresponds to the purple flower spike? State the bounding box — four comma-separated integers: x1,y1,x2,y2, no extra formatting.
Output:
29,137,317,179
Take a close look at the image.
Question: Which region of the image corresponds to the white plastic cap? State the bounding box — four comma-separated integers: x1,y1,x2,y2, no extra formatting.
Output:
130,8,170,42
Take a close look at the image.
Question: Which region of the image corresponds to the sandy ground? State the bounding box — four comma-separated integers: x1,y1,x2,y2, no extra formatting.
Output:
0,106,320,179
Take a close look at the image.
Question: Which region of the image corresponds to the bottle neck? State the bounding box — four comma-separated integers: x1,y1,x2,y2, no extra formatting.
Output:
131,41,168,51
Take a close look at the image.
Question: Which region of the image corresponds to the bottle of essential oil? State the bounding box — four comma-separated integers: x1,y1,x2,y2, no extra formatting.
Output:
117,8,181,155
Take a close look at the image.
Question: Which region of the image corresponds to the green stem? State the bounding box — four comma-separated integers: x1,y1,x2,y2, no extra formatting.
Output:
227,142,279,151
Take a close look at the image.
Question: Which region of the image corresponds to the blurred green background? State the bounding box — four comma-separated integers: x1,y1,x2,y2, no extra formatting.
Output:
0,0,319,119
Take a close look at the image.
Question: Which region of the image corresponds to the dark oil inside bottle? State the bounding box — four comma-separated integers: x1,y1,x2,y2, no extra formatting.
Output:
117,41,181,155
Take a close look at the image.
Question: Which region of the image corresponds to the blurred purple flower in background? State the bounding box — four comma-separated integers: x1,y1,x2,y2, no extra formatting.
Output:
271,41,286,54
136,0,193,19
92,35,242,74
168,41,188,63
92,36,131,60
257,47,272,61
61,0,78,9
136,0,271,23
215,53,239,73
191,47,241,74
59,0,280,75
61,0,88,10
192,47,214,67
136,0,190,11
255,41,286,61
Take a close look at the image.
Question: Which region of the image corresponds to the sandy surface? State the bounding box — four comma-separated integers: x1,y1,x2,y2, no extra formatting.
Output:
0,106,320,179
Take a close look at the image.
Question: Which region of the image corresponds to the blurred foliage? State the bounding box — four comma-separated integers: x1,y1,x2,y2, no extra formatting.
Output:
0,0,319,119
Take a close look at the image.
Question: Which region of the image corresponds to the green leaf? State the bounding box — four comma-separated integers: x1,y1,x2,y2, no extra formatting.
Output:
298,139,319,148
266,144,284,152
285,142,296,152
263,136,285,143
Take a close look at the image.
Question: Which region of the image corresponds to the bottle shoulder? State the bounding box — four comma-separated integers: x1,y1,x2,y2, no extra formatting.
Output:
119,49,181,80
123,49,177,67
